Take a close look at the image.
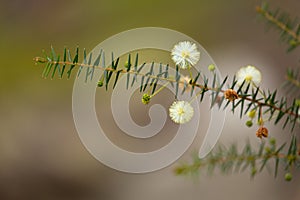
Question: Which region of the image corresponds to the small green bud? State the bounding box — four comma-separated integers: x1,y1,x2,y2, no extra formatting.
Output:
269,138,276,145
287,155,296,162
142,93,151,105
295,99,300,107
174,167,184,175
247,109,256,119
208,64,215,72
289,39,298,46
251,167,257,176
265,147,271,153
97,81,103,87
124,61,130,68
285,172,292,181
246,120,253,127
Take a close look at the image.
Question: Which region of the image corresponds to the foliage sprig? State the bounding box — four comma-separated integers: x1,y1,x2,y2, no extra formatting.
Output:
34,46,300,132
175,136,299,181
256,2,300,52
282,68,300,99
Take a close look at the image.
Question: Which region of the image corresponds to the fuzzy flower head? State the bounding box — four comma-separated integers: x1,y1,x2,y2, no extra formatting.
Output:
171,41,200,69
236,65,262,87
169,101,194,124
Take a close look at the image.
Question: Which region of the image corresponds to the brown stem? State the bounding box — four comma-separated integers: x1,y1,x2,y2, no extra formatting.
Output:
256,6,300,42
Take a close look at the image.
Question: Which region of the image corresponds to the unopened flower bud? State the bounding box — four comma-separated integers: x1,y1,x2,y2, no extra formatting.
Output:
208,64,215,72
246,120,253,127
289,40,298,46
97,81,103,87
285,172,292,181
247,110,256,119
251,167,257,176
265,146,271,153
269,138,276,145
295,99,300,107
142,93,151,105
124,61,130,68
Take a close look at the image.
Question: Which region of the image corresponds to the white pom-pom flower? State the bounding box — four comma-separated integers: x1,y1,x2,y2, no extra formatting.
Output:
236,65,262,87
169,101,194,124
171,41,200,69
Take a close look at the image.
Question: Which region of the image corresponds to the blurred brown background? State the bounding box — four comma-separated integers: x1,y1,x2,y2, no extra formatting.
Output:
1,0,300,199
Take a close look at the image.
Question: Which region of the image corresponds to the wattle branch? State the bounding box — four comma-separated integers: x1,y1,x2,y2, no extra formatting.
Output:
175,136,299,181
33,45,300,134
256,2,300,52
34,46,300,134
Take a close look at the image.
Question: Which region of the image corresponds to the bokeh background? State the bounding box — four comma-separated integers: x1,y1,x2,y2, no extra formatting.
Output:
1,0,300,199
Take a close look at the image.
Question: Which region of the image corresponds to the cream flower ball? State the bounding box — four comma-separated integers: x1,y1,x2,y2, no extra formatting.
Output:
171,41,200,69
236,65,262,87
169,101,194,124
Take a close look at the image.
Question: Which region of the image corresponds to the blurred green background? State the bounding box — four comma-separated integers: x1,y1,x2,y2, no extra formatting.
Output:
1,0,300,199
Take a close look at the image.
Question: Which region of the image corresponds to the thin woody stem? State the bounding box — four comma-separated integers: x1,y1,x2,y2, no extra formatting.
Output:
256,6,300,42
185,152,289,171
286,75,300,89
151,81,170,97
